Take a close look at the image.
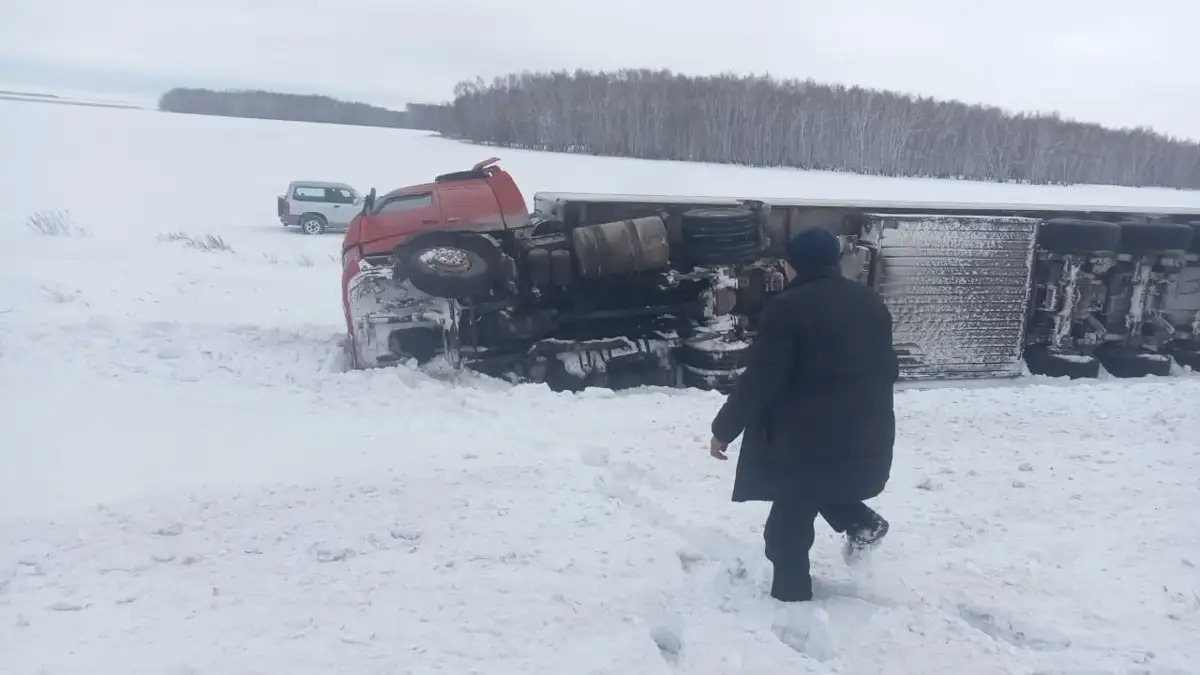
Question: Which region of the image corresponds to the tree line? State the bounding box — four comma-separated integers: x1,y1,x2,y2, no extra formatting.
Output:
157,88,447,131
441,69,1200,190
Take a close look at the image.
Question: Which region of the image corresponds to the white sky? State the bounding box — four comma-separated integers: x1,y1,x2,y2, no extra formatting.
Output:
3,0,1200,139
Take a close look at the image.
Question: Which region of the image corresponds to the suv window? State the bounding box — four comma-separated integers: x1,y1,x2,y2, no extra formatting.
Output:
292,186,357,204
296,184,336,200
329,188,356,204
292,186,329,202
376,193,433,214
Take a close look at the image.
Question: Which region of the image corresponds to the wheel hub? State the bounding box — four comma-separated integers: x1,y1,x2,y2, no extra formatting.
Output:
420,247,470,273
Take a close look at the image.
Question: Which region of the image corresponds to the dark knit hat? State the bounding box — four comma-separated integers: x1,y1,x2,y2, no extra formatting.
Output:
784,226,842,271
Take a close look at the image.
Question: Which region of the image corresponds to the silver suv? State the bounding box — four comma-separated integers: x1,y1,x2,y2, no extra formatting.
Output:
277,181,362,234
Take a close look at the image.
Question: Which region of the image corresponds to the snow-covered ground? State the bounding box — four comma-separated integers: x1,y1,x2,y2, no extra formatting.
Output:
1,101,1199,674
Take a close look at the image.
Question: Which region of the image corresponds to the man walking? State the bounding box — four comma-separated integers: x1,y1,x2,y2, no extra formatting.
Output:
709,226,898,603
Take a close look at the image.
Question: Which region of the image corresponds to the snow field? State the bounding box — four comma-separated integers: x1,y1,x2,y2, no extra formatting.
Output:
1,100,1200,673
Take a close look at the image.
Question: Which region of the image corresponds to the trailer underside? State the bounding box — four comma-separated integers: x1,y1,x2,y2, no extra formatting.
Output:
344,187,1200,390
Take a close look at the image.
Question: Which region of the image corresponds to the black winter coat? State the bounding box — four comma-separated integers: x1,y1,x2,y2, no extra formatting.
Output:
711,266,899,504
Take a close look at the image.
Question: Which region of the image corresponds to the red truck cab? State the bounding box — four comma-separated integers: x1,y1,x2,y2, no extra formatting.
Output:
341,158,530,260
340,158,531,343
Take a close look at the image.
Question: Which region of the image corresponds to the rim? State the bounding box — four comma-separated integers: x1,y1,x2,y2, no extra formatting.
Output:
303,219,321,233
419,247,470,273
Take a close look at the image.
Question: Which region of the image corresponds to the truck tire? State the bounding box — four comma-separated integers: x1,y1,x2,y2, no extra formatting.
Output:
678,339,751,371
1094,343,1173,378
1165,339,1200,371
1036,218,1121,253
1118,221,1195,252
299,214,326,235
680,365,740,392
1023,344,1100,379
680,207,762,265
400,244,493,299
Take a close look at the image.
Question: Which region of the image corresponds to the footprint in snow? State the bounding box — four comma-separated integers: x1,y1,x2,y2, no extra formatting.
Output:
956,604,1072,651
389,525,422,542
46,600,90,612
152,523,184,537
771,602,836,662
649,624,682,664
308,542,357,563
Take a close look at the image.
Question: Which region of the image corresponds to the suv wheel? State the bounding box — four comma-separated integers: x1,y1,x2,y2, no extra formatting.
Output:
300,215,326,235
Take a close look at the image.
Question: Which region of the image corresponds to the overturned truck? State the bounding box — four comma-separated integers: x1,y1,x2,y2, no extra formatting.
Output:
339,159,1200,390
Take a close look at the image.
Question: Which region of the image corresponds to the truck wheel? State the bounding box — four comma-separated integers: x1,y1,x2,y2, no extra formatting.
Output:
1188,222,1200,253
1165,339,1200,371
1036,218,1121,253
680,365,740,392
1023,344,1100,379
1118,222,1195,252
1094,343,1173,378
401,244,494,299
679,338,751,371
299,215,326,235
680,207,762,265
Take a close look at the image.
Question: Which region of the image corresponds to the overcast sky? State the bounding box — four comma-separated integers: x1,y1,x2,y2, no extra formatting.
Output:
3,0,1200,139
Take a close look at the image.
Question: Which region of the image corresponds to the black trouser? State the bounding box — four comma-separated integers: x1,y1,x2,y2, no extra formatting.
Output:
763,498,882,601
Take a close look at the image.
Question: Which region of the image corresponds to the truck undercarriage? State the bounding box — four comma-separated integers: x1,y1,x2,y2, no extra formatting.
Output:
342,163,1200,391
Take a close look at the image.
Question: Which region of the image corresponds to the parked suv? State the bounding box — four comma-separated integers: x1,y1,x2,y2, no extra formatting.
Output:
278,181,362,234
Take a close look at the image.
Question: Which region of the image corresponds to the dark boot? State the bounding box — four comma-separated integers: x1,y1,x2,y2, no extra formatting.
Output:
842,511,889,564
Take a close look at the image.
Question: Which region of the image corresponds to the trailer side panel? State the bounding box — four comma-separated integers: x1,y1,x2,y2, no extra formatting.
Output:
862,214,1039,380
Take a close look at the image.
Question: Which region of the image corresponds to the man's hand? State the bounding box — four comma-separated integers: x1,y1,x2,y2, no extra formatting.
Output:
709,436,729,460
